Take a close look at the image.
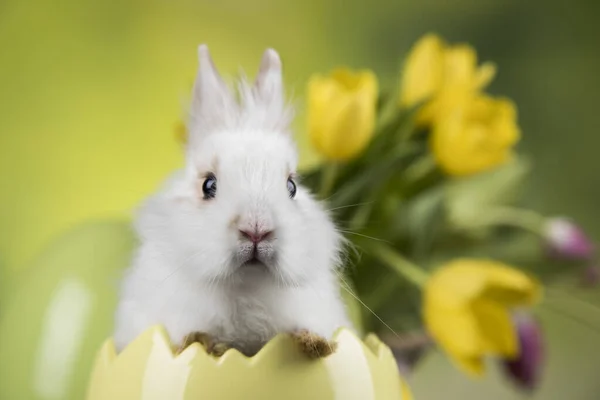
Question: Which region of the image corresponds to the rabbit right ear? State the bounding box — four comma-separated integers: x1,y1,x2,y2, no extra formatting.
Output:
188,45,237,145
254,49,283,109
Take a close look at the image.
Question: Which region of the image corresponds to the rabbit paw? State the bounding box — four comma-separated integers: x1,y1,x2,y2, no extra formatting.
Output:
177,331,231,357
291,330,338,359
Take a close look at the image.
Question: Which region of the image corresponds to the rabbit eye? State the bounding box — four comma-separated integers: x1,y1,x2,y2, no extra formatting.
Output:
287,177,297,199
202,174,217,199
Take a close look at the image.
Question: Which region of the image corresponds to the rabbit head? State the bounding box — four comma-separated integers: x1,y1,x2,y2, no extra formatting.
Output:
137,46,342,288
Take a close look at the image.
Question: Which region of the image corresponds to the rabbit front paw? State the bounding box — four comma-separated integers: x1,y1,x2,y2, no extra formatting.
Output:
291,329,338,359
177,331,231,357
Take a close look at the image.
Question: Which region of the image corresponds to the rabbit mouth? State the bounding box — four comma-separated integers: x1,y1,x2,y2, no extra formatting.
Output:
236,243,275,270
241,255,265,267
241,257,267,270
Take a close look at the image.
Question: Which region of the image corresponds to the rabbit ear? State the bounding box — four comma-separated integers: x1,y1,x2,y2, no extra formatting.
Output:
188,45,237,142
239,48,291,131
254,48,284,109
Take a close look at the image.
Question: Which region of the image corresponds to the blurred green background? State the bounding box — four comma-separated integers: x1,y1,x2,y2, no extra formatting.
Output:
1,0,600,399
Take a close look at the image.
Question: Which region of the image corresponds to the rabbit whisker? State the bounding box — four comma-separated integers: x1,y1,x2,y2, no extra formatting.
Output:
326,201,375,212
332,269,402,340
338,230,392,244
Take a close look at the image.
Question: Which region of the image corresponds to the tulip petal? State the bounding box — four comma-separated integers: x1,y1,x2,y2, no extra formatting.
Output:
324,97,368,160
454,355,485,377
426,260,541,308
471,300,518,358
400,33,445,107
426,300,518,361
442,44,479,89
424,304,483,357
307,75,344,155
475,62,497,90
479,271,542,308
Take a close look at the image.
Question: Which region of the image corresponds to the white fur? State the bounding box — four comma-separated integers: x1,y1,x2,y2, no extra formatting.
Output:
113,46,352,354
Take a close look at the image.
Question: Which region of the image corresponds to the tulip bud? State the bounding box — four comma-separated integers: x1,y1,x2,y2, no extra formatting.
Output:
544,217,594,260
502,312,544,391
423,259,541,377
430,94,520,176
308,68,378,161
399,33,496,127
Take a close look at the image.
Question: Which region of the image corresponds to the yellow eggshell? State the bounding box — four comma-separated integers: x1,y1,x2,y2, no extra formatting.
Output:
87,326,413,400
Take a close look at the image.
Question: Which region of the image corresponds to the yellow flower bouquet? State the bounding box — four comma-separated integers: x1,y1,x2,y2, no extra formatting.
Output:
297,33,593,392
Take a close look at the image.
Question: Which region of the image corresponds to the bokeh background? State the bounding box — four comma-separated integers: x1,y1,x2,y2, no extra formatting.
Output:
1,0,600,399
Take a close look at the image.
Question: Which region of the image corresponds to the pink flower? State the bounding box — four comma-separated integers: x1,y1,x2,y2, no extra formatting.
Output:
502,312,545,391
544,217,594,260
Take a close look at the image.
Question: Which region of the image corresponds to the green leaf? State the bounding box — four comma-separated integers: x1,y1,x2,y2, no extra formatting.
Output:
405,186,447,260
363,106,420,162
328,143,422,209
444,157,531,228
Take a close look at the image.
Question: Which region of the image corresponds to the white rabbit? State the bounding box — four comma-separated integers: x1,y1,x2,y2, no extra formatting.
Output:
113,45,352,357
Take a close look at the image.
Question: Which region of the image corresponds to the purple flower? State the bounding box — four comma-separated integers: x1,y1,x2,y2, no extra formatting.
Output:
544,217,594,260
502,312,545,391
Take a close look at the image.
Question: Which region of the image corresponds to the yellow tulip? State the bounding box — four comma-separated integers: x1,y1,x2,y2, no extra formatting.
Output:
430,94,520,176
423,259,542,376
308,68,378,161
399,33,496,125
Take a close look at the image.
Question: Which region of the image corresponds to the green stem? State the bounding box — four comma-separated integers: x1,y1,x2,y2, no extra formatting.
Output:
367,242,429,288
319,163,338,199
402,154,438,185
471,206,546,235
396,102,422,142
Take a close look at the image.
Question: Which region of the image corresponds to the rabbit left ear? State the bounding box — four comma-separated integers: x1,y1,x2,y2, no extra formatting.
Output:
253,48,284,108
188,45,237,143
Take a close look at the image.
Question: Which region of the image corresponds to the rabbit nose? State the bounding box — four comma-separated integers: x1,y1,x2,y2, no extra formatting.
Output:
239,229,273,244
